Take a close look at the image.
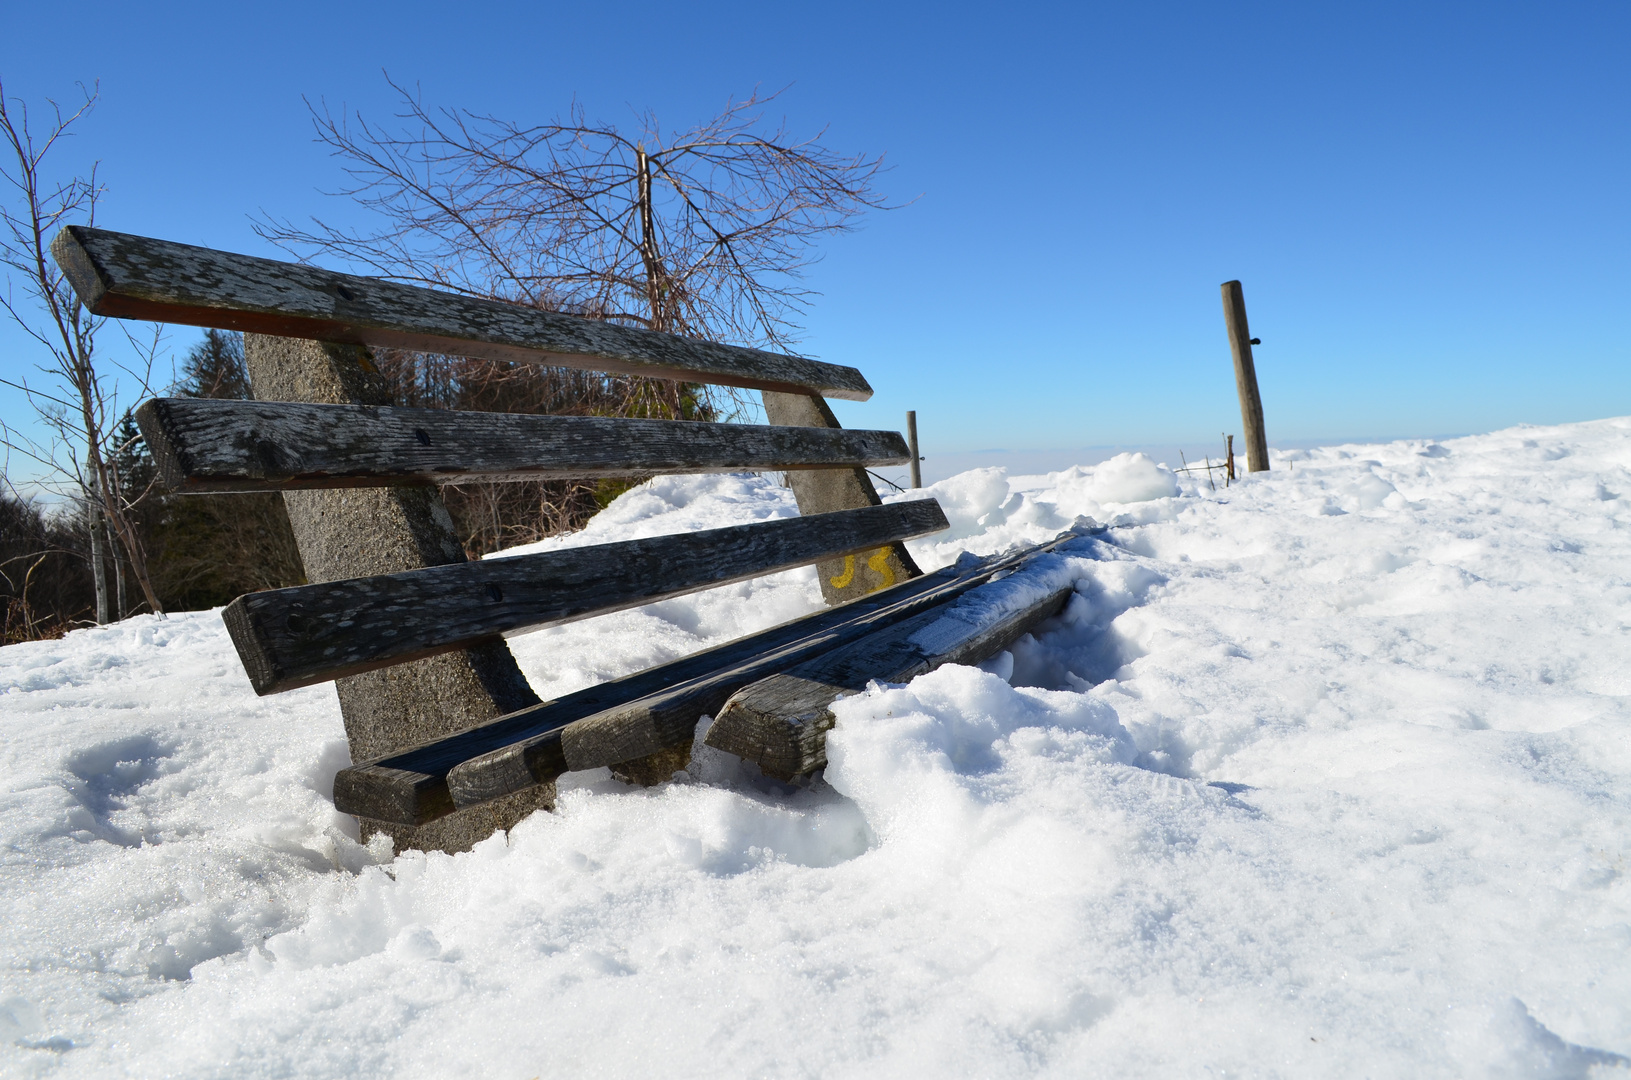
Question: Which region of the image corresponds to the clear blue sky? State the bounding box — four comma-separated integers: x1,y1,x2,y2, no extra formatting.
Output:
2,0,1627,469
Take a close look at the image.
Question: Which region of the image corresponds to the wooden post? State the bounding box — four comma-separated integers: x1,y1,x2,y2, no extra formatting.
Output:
1225,434,1236,484
762,391,922,605
243,334,551,854
1221,280,1270,472
906,410,922,489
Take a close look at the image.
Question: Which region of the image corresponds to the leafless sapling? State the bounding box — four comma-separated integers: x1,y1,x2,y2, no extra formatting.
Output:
0,77,165,618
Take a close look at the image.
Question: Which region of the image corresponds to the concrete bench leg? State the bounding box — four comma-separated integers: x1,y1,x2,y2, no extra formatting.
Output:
762,391,923,605
245,334,548,854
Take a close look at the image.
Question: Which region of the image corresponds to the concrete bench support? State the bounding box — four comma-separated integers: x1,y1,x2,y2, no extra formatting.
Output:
244,333,550,853
762,390,923,604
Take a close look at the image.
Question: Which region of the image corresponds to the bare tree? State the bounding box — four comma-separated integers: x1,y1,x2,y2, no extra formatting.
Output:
256,79,892,419
0,77,165,618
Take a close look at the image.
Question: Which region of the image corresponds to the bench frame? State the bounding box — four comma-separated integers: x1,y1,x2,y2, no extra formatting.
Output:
56,226,963,853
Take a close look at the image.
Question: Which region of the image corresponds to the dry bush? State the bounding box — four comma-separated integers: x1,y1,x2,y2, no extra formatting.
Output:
0,483,93,642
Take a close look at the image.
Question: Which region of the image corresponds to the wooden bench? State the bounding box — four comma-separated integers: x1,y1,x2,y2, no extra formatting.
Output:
55,225,1082,853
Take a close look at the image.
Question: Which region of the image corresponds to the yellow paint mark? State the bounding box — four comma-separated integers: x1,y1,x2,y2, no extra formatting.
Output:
866,547,895,592
829,554,856,589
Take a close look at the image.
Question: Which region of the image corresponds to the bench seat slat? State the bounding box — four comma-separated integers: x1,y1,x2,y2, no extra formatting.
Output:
134,398,911,492
332,533,1097,826
334,557,985,824
225,500,949,696
53,227,874,400
442,529,1096,814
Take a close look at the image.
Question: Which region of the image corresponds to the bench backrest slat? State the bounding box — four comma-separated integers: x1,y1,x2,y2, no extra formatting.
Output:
136,398,911,492
226,499,949,696
53,226,874,400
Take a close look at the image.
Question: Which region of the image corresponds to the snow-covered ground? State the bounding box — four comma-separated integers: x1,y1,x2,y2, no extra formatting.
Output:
4,418,1630,1078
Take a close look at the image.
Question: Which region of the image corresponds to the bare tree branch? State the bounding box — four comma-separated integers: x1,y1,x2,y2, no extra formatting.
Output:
255,79,893,398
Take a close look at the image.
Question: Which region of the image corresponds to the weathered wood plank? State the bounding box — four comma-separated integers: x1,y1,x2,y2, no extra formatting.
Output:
133,397,911,492
225,500,949,696
704,551,1088,780
332,529,1100,826
52,226,874,400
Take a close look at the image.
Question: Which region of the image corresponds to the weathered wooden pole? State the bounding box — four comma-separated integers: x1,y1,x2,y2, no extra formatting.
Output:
1221,280,1270,472
906,410,922,488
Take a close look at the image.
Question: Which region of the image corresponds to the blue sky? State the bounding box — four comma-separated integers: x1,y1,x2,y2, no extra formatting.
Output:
2,1,1626,474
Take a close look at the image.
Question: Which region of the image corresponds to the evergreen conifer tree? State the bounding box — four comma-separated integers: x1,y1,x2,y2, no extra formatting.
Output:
178,329,250,400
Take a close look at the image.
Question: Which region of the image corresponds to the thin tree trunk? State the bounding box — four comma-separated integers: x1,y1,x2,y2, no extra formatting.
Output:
634,147,686,420
114,547,127,618
86,491,109,625
636,148,665,334
0,83,165,619
84,441,165,616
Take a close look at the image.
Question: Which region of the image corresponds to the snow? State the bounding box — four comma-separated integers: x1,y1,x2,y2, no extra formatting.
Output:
4,419,1631,1077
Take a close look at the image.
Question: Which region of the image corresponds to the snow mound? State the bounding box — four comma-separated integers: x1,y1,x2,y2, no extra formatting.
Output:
4,420,1631,1076
890,452,1179,567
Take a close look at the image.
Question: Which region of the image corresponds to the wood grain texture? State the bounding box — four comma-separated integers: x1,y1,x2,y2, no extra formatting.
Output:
133,397,911,492
333,527,1103,825
1221,280,1270,473
452,550,1070,804
52,226,874,400
704,570,1078,780
225,499,949,696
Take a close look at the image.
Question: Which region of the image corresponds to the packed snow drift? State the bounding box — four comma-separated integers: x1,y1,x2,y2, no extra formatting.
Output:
3,419,1630,1077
